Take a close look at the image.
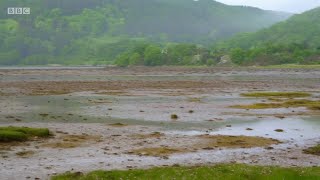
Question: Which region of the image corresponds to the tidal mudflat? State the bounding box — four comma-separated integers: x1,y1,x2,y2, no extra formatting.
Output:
0,67,319,179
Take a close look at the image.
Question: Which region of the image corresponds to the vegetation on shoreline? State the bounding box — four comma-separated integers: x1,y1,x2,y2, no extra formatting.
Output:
257,64,320,69
231,99,320,110
51,164,320,180
0,127,50,142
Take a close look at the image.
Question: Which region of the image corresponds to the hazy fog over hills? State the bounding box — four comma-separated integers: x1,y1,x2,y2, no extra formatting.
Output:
216,0,320,13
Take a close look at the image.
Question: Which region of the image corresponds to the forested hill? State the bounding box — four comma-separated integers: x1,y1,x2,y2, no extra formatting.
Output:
216,7,320,65
0,0,291,65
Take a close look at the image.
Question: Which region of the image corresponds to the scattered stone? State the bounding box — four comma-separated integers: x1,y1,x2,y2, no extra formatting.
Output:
275,115,285,119
265,147,274,150
171,114,178,120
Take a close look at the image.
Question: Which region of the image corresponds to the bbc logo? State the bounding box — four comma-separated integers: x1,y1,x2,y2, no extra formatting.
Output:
7,7,30,15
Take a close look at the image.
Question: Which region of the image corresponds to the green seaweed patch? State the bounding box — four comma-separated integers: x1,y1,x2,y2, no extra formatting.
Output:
303,145,320,156
0,130,27,142
241,92,311,98
231,99,320,110
0,127,50,142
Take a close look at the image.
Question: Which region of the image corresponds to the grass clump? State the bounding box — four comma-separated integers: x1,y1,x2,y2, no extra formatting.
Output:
52,164,320,180
303,144,320,156
241,92,311,98
0,127,50,142
0,130,28,142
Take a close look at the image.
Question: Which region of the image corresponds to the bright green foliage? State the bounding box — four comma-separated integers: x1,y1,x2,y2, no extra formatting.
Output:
128,53,141,65
0,126,50,142
114,53,129,67
0,130,28,142
51,164,320,180
144,45,162,66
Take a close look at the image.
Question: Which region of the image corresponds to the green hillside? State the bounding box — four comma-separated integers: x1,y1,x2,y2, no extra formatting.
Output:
0,0,290,65
216,7,320,65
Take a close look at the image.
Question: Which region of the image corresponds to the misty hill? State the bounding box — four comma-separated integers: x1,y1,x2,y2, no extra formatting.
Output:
115,0,291,42
217,7,320,65
0,0,291,65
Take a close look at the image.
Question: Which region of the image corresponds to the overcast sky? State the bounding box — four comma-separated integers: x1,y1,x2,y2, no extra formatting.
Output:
215,0,320,13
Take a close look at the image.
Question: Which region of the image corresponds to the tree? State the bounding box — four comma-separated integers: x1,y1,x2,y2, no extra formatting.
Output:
230,48,246,64
144,45,162,66
115,52,130,67
129,53,143,65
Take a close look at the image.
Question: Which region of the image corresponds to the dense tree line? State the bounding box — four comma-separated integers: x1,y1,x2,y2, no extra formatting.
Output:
115,43,217,67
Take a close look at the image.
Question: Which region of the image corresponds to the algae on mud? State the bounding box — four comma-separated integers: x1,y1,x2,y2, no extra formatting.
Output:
41,134,101,149
231,99,320,110
241,92,311,98
16,150,35,158
197,135,281,149
133,132,165,139
129,135,281,157
130,147,185,157
303,144,320,156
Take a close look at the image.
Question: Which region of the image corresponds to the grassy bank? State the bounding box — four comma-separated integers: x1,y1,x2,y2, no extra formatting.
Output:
52,164,320,180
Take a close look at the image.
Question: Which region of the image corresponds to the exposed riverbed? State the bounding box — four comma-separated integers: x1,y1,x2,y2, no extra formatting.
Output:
0,67,319,180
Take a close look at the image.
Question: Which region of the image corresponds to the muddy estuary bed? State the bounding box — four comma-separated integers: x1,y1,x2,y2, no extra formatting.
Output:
0,67,319,179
